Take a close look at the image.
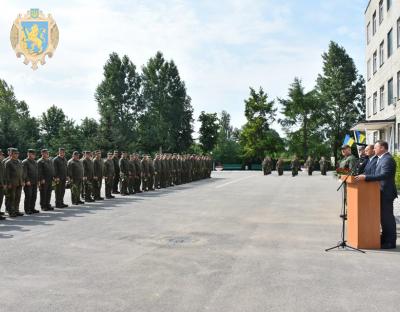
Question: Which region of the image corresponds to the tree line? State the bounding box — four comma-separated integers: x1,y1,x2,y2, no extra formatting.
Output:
199,41,365,165
0,41,365,164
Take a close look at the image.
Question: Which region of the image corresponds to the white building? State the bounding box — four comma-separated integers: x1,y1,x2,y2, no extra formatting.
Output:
352,0,400,152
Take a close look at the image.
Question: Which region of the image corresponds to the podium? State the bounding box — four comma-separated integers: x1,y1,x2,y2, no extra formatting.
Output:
342,176,381,249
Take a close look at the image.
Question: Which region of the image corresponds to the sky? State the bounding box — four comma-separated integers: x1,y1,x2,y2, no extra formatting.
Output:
0,0,368,136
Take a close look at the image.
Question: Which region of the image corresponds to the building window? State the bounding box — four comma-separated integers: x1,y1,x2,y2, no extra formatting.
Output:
380,129,386,141
367,22,371,44
398,123,400,150
387,0,392,10
373,11,377,35
388,78,394,105
397,18,400,47
373,92,378,114
373,51,377,73
373,131,379,143
367,97,371,117
380,86,385,110
397,71,400,99
379,0,384,24
379,41,385,66
388,28,393,58
367,59,371,80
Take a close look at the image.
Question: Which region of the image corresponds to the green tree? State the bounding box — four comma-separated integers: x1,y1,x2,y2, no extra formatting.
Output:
40,105,81,154
140,52,193,153
240,87,283,162
279,78,326,159
316,41,365,162
95,52,141,151
79,117,101,152
0,79,40,153
212,111,242,163
198,111,219,153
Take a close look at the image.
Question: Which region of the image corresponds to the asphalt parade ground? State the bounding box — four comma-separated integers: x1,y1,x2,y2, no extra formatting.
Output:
1,171,400,312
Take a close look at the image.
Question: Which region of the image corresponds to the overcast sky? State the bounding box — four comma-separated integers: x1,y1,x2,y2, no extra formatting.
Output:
0,0,367,135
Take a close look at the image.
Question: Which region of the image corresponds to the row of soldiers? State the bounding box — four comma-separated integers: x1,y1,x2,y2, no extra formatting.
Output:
262,156,330,177
0,148,213,220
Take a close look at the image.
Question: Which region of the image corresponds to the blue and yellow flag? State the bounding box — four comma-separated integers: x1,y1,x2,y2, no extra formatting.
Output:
355,131,366,143
343,134,354,146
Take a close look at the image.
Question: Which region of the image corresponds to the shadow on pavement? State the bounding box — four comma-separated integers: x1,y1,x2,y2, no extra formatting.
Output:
0,177,219,238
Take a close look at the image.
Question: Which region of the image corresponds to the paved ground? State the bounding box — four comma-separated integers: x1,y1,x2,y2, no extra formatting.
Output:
1,171,400,312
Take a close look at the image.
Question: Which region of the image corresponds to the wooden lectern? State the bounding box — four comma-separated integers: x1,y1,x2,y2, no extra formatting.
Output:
341,176,381,249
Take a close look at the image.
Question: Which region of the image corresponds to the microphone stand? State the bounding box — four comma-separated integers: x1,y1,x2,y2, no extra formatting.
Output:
325,168,365,253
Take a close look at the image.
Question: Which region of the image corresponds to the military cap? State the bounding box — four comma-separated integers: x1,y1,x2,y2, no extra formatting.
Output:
28,149,36,154
341,144,351,149
113,150,119,153
107,152,113,156
72,151,79,156
41,149,48,153
84,151,91,154
58,147,65,151
11,148,19,153
95,150,101,153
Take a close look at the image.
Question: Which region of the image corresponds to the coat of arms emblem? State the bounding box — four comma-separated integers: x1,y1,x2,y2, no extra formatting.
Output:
10,9,59,70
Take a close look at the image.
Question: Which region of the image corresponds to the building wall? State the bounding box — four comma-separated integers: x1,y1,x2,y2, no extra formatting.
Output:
365,0,400,151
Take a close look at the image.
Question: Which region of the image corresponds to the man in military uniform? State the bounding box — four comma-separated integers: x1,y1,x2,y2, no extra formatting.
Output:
93,150,104,200
141,155,150,191
82,151,95,202
305,156,314,176
339,144,357,172
154,154,161,189
133,153,142,193
67,151,84,205
3,147,14,214
148,155,155,191
104,152,115,199
5,149,24,217
276,158,284,176
119,151,130,196
319,156,328,176
112,150,120,194
38,149,55,211
0,151,6,220
53,147,69,208
291,156,300,177
22,149,40,214
128,153,137,195
356,144,368,175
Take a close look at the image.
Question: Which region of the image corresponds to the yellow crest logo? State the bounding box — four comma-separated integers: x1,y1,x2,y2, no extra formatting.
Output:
10,9,59,70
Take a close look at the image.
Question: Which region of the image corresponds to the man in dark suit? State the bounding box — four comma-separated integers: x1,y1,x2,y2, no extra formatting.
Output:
356,140,397,249
364,144,378,175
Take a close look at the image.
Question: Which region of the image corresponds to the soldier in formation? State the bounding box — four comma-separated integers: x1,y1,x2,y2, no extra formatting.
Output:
305,156,314,176
104,152,115,199
93,150,104,200
22,149,39,214
67,151,84,205
38,149,55,211
262,156,272,175
339,144,357,172
319,157,328,176
291,156,300,177
276,158,284,176
53,148,68,208
0,151,5,220
0,150,212,219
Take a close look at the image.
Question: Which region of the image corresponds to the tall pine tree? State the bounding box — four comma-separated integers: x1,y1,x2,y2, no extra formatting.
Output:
240,87,283,162
95,53,141,151
316,41,365,162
